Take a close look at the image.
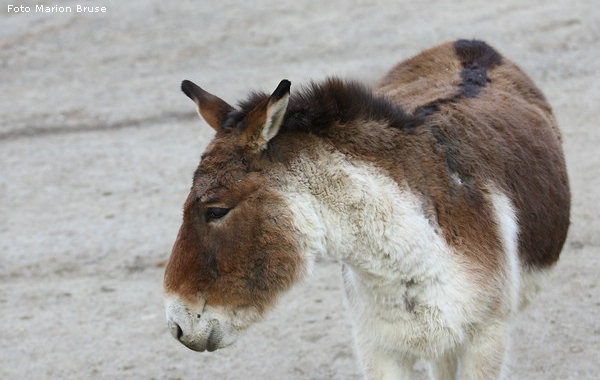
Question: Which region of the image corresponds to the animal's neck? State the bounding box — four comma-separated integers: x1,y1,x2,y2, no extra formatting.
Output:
276,140,443,283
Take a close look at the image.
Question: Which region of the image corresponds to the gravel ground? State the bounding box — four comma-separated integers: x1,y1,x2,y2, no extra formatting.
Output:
1,0,599,379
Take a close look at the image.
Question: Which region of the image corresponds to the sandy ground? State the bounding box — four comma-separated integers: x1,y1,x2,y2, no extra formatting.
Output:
1,0,599,379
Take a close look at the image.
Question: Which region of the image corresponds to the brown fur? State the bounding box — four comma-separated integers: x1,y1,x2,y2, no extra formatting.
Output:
181,80,233,131
267,40,569,271
377,40,569,268
165,39,570,317
164,132,304,311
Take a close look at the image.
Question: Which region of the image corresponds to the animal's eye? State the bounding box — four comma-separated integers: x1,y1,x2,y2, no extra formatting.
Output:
206,207,230,221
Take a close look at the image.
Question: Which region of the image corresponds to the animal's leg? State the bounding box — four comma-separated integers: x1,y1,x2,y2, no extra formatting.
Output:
458,322,509,380
356,346,416,380
430,351,458,380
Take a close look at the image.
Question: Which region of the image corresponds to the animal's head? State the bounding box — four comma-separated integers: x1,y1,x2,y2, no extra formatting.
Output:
163,79,308,352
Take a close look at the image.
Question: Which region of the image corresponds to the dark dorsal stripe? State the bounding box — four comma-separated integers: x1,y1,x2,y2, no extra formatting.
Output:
412,40,503,119
454,39,503,98
424,40,503,180
228,40,502,133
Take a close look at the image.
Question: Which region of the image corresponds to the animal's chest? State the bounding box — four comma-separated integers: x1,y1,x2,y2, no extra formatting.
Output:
284,153,482,355
342,264,473,357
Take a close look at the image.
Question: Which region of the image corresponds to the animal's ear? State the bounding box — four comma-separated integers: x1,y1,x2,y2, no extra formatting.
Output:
243,80,291,152
181,80,233,131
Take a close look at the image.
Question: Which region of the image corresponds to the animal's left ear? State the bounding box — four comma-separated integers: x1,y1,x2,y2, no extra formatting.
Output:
243,80,290,152
181,80,233,131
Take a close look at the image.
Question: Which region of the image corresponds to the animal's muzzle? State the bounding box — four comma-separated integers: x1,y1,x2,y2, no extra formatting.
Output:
168,319,183,341
167,317,223,352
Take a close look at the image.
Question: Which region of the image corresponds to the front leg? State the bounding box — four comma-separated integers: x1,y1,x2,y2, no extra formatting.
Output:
458,322,509,380
431,351,458,380
342,265,423,379
355,341,417,380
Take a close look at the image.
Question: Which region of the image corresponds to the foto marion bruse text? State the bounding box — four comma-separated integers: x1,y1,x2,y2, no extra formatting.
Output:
7,4,107,13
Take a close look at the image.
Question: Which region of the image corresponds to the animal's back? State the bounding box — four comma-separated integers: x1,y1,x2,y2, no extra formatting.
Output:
377,40,570,270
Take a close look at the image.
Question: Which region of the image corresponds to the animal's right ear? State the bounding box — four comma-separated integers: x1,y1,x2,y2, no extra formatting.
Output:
181,80,234,131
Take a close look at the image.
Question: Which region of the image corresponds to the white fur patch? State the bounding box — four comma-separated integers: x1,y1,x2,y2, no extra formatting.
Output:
278,149,483,364
259,95,289,148
489,191,521,313
276,147,532,378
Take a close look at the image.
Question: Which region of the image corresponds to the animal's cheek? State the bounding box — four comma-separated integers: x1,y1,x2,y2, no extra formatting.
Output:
204,275,249,308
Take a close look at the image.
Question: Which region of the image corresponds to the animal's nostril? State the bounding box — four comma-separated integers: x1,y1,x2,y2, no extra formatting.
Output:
168,320,183,341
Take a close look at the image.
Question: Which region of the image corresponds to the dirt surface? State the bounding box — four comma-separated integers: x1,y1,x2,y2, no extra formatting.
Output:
1,0,599,379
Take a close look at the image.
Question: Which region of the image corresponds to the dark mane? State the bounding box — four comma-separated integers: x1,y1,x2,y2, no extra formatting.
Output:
231,78,422,133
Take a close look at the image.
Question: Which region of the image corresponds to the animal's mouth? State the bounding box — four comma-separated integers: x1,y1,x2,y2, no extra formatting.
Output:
168,318,225,352
205,328,221,352
164,297,241,353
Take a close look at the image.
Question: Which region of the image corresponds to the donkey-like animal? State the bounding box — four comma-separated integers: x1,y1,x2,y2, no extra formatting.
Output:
163,40,570,379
